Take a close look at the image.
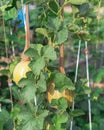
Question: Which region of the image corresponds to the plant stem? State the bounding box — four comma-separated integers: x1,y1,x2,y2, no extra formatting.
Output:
24,4,30,52
22,4,30,61
59,44,65,74
59,0,65,74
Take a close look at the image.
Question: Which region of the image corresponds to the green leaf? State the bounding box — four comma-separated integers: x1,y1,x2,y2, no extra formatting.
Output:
68,24,80,32
68,0,88,5
0,4,12,12
11,107,20,119
0,109,9,123
70,109,85,118
30,44,43,56
92,88,103,100
47,17,62,31
21,85,36,102
4,7,17,20
26,71,35,80
84,87,91,95
17,111,32,121
29,57,45,76
58,98,68,109
51,97,68,109
49,0,59,14
42,45,57,60
52,113,68,125
51,72,75,91
29,7,43,27
56,28,68,44
12,86,21,99
71,5,79,14
35,28,48,38
25,48,40,59
78,3,89,16
37,73,46,92
57,114,68,124
21,118,38,130
18,78,35,88
18,110,48,130
93,67,104,82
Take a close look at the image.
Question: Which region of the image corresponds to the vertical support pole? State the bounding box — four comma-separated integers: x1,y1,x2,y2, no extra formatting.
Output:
85,41,92,130
59,0,65,74
70,40,81,130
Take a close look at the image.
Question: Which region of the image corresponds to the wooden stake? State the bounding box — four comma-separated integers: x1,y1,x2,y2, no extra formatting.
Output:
59,44,65,73
91,82,104,89
59,0,65,74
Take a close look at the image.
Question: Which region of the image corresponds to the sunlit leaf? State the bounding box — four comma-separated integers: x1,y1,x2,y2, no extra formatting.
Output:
35,28,48,38
68,0,88,5
29,57,45,76
42,45,57,60
56,28,68,44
